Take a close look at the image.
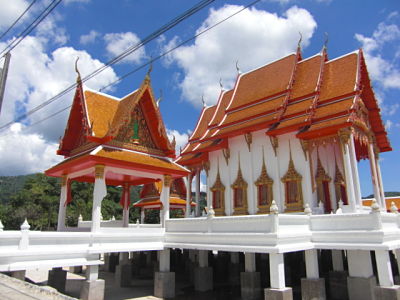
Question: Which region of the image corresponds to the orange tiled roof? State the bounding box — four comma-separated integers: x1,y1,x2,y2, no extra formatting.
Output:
189,105,216,141
178,49,391,166
85,90,119,138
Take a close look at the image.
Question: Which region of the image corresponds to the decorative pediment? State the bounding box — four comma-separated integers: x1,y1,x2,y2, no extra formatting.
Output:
255,153,273,214
315,157,331,183
281,155,302,182
231,154,248,215
210,167,225,216
281,150,303,212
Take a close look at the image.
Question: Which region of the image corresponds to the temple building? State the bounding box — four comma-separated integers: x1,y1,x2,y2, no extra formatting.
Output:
177,45,391,217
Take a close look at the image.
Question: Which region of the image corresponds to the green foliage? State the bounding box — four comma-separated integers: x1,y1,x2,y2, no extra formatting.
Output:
363,191,400,199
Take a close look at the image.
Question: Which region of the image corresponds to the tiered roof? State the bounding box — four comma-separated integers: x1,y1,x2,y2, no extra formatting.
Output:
177,48,391,167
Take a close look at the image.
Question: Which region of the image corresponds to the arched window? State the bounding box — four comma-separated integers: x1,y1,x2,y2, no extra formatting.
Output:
315,158,332,213
255,156,273,214
231,161,248,215
281,154,303,212
210,169,225,216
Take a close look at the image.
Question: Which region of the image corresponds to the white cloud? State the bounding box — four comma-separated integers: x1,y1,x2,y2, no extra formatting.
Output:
385,119,393,131
167,129,189,155
0,123,62,175
0,0,29,30
163,5,317,107
80,30,100,45
103,32,146,64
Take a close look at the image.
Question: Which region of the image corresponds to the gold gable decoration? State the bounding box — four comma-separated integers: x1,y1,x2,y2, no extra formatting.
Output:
334,162,348,205
315,156,332,211
210,165,225,216
281,151,303,212
231,153,248,215
255,151,273,214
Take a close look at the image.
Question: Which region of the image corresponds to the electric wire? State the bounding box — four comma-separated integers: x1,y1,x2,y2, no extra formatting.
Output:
0,0,262,137
0,0,38,41
0,0,215,132
0,0,63,57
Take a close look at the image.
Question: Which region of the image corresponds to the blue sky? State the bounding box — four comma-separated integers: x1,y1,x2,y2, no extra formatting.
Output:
0,0,398,197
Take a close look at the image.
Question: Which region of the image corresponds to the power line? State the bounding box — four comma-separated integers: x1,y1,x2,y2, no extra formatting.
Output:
0,0,215,132
0,0,262,137
0,0,38,41
0,0,62,57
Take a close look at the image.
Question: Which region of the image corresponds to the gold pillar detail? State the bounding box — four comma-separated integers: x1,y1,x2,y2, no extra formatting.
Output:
202,161,210,176
61,175,68,186
163,174,172,187
269,136,278,156
300,139,309,160
244,133,252,151
95,165,105,179
222,148,230,165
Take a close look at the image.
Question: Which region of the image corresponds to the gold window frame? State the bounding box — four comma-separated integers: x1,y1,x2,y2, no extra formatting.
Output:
210,170,225,216
334,163,347,205
281,154,303,212
255,158,273,214
231,158,248,215
315,158,332,208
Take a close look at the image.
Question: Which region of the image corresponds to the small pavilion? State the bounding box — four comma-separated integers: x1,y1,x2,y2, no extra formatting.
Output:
45,71,189,231
134,177,196,222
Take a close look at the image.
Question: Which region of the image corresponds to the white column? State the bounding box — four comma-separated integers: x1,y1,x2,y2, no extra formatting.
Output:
347,250,373,278
270,253,285,289
303,153,314,209
245,252,256,272
91,165,107,232
395,249,400,277
375,156,386,211
122,183,130,227
159,249,170,272
341,134,357,212
332,250,344,271
185,174,192,218
140,209,145,224
368,143,382,208
57,175,68,231
160,175,171,227
375,250,394,287
199,250,208,268
349,137,362,207
86,265,99,281
305,249,319,279
247,146,256,214
195,168,201,217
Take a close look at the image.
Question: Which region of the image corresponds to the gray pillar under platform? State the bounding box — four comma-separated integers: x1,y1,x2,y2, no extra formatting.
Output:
69,266,82,274
154,271,175,299
229,263,242,285
241,272,261,300
347,276,377,300
47,267,67,293
301,278,326,300
80,279,105,300
106,253,119,273
194,266,213,292
115,263,132,287
264,287,293,300
10,270,25,281
328,271,348,300
374,285,400,299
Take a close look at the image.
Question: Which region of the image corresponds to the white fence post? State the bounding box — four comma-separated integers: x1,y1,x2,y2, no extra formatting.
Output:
19,219,30,250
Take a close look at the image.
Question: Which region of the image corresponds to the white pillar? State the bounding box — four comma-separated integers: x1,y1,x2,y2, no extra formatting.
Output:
340,132,357,212
159,249,170,272
86,265,99,281
57,175,68,231
332,250,344,271
375,156,386,211
199,250,208,268
349,137,362,207
368,143,382,208
160,175,171,227
140,209,145,224
185,174,192,218
195,168,201,217
245,252,256,272
91,165,107,232
305,249,319,279
247,143,256,215
375,250,394,287
270,253,285,289
122,183,130,227
347,250,373,278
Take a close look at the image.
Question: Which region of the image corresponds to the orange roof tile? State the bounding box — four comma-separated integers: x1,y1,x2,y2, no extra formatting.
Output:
314,97,354,120
319,52,358,101
85,90,119,138
290,55,322,99
189,105,216,141
284,98,314,116
209,89,233,127
227,54,297,111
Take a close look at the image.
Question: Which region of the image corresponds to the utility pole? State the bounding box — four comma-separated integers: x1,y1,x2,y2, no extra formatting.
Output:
0,52,11,117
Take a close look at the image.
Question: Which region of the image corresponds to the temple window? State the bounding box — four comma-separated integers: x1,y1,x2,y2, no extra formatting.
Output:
281,153,303,212
334,164,348,205
255,156,273,214
231,156,248,215
315,158,332,213
210,168,225,216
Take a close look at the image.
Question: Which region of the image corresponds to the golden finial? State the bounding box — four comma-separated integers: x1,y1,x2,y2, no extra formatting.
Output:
298,32,303,49
75,57,81,83
156,89,163,107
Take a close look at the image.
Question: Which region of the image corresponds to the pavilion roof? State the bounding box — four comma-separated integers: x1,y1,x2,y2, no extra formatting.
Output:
177,48,391,166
